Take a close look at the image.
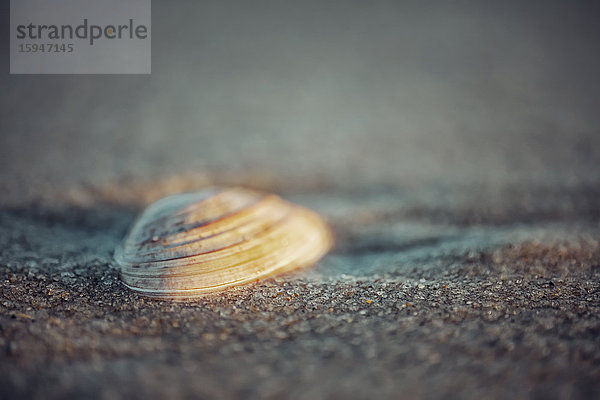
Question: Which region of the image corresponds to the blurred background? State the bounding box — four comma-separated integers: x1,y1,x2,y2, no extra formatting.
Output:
1,0,599,204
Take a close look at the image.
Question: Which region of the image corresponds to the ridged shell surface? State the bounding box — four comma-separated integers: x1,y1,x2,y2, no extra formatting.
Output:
115,187,333,298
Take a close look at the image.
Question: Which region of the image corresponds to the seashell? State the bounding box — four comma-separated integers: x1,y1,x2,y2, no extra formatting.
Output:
115,187,333,298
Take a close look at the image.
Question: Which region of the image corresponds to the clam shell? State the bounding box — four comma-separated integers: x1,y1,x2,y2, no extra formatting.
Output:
115,187,333,298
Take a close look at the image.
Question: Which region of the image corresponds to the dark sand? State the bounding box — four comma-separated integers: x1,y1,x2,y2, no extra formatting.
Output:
2,2,600,398
1,183,599,399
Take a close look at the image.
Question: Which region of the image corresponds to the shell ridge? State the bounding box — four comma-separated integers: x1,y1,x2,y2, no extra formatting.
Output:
119,209,330,284
121,194,284,258
126,188,260,242
118,207,300,266
116,188,333,298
